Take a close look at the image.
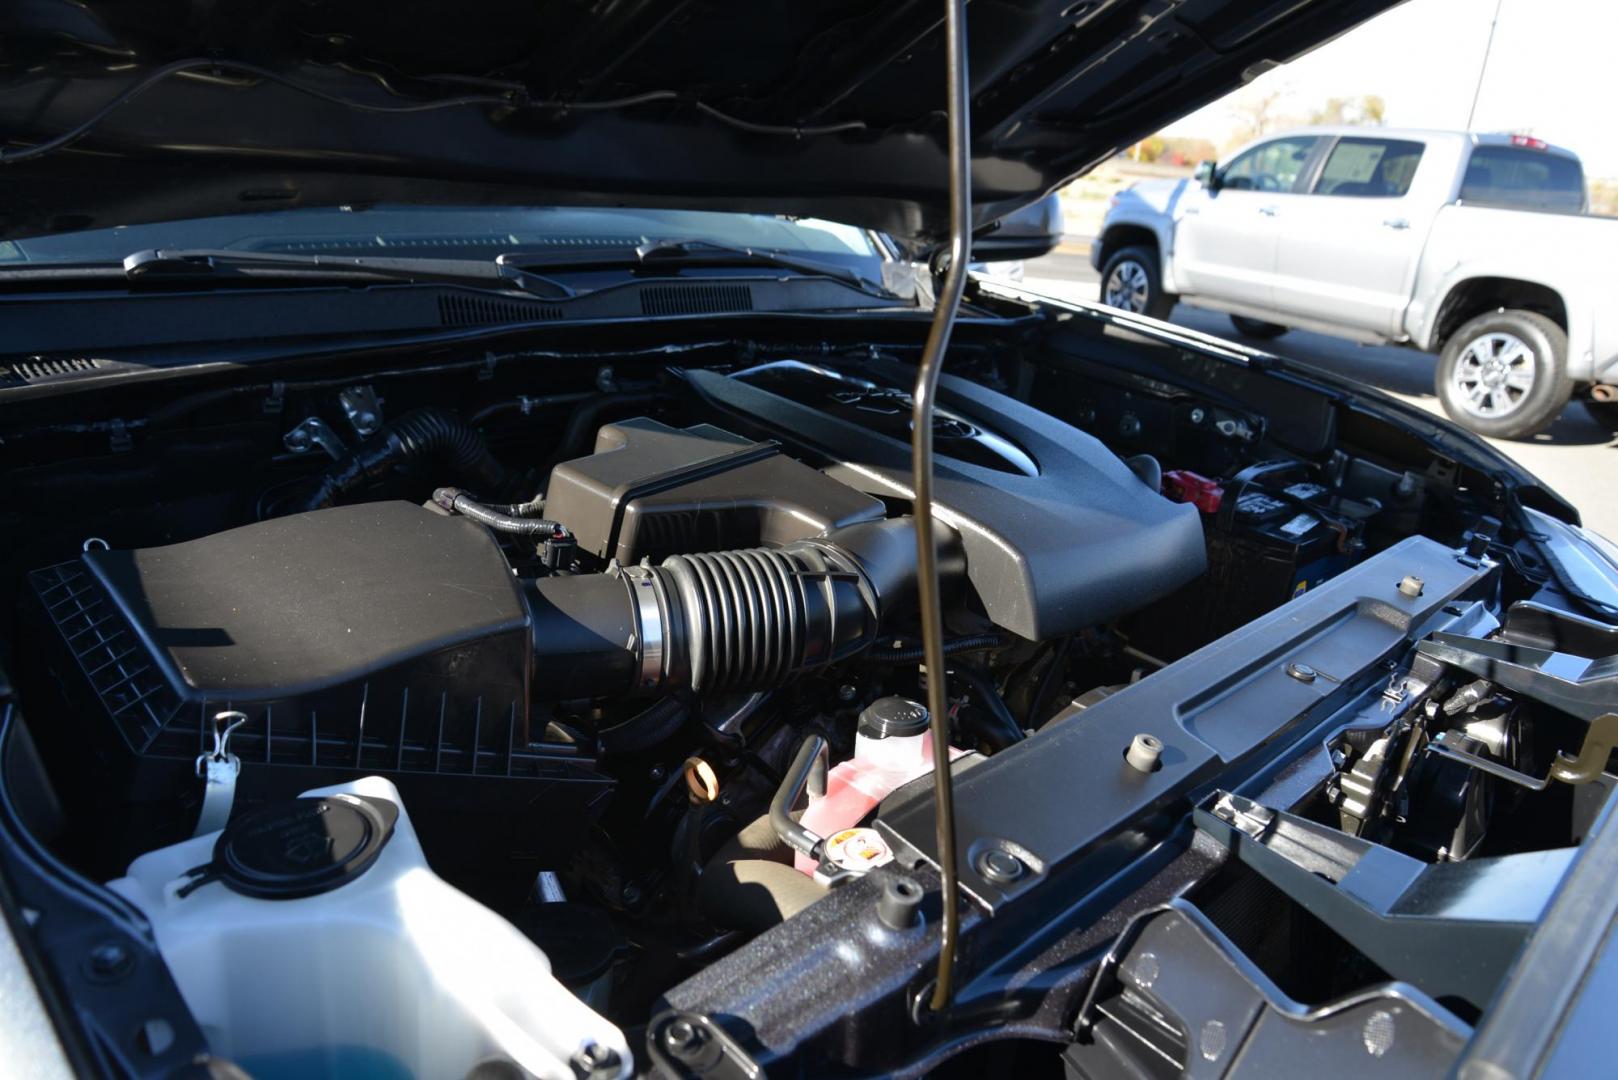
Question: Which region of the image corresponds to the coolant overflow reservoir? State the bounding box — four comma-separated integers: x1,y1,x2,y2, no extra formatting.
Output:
794,697,938,876
106,776,630,1080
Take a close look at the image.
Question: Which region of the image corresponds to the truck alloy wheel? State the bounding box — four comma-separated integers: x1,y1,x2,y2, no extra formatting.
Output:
1450,331,1536,419
1098,245,1173,319
1103,260,1149,312
1436,309,1571,440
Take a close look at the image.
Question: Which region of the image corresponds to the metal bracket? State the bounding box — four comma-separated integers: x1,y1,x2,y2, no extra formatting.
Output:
1427,713,1618,791
283,416,347,460
1197,789,1568,1010
261,380,285,415
1416,632,1618,724
337,385,383,437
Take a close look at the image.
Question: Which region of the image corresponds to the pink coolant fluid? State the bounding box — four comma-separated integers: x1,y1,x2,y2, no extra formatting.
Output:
795,697,955,875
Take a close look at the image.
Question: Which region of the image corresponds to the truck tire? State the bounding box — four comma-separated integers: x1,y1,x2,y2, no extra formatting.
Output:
1099,246,1174,320
1229,315,1288,340
1436,310,1571,440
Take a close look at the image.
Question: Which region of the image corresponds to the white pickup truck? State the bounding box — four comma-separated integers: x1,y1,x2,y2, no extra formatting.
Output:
1094,127,1618,438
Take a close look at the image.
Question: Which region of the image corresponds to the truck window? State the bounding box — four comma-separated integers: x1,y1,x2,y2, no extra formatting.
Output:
1219,136,1319,193
1313,137,1425,197
1459,146,1586,213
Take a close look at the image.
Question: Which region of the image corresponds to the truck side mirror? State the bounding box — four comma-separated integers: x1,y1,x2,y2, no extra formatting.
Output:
1193,159,1219,189
970,192,1065,263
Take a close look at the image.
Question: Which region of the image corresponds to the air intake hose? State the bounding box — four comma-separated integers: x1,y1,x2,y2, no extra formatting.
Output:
525,518,958,699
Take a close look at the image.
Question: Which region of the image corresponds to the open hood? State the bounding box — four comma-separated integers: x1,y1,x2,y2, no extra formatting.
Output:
0,0,1399,245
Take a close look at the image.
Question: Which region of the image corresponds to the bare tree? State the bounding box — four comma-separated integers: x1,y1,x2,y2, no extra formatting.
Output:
1229,88,1284,144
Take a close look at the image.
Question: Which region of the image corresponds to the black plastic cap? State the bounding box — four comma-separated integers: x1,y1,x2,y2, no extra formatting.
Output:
876,875,923,930
210,794,398,900
858,696,929,740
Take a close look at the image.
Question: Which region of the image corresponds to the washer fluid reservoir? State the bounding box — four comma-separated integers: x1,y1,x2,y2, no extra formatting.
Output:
105,775,629,1080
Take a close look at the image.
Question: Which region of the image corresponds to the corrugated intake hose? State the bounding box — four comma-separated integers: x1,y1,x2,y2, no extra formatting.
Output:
301,408,512,512
525,517,960,699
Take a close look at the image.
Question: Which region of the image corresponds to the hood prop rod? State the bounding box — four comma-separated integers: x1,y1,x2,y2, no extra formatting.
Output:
913,0,972,1016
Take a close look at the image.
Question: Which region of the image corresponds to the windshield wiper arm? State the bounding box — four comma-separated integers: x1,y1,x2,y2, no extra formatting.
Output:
120,248,575,299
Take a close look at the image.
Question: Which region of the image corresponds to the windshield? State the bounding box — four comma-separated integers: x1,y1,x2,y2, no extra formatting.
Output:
0,206,885,270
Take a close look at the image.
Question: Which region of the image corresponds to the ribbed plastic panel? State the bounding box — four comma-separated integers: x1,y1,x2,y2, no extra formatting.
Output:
29,561,180,753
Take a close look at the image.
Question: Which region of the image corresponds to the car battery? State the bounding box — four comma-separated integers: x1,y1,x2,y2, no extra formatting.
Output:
1224,480,1357,600
1133,466,1375,659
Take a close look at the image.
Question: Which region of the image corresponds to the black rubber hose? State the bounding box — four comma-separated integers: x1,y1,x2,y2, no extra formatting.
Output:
596,696,689,755
947,664,1025,751
525,518,961,699
551,390,664,466
770,735,828,860
433,488,567,537
863,633,1005,665
301,408,512,512
1025,635,1073,728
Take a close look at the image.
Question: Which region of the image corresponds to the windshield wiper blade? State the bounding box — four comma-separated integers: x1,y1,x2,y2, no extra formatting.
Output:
500,238,894,298
637,237,882,289
120,248,575,299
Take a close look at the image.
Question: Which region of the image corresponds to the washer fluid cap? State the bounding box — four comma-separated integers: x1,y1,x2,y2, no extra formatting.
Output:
211,794,398,900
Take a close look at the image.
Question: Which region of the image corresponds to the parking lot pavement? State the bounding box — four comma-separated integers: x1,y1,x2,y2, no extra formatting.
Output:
1019,248,1618,541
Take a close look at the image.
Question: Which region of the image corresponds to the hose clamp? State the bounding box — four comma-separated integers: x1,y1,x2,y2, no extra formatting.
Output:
620,565,666,692
194,710,248,837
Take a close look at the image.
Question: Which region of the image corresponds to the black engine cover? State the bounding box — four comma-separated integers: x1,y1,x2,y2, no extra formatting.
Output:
686,360,1207,639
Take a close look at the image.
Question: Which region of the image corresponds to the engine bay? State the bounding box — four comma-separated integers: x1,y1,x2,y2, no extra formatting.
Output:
0,307,1611,1078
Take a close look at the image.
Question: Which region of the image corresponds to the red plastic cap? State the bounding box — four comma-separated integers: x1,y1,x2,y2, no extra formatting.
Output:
1162,469,1224,514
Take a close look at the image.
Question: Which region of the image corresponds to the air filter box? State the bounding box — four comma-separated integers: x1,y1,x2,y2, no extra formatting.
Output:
21,501,610,888
543,417,885,565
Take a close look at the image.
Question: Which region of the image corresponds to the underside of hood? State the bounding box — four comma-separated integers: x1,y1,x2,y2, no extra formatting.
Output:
0,0,1400,245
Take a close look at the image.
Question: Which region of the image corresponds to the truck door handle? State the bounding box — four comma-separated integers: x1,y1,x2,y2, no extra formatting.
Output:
1258,206,1278,217
1382,217,1410,230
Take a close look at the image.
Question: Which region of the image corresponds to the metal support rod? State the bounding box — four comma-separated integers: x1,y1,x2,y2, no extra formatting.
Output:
913,0,972,1014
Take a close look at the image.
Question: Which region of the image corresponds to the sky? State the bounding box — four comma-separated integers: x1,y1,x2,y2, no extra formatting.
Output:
1158,0,1618,178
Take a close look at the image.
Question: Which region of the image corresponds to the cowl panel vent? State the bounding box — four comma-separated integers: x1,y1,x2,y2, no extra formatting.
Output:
639,284,754,317
437,294,563,327
11,356,105,383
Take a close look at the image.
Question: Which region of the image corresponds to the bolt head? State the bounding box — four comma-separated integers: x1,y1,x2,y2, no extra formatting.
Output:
85,941,134,981
664,1019,703,1057
976,847,1025,883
